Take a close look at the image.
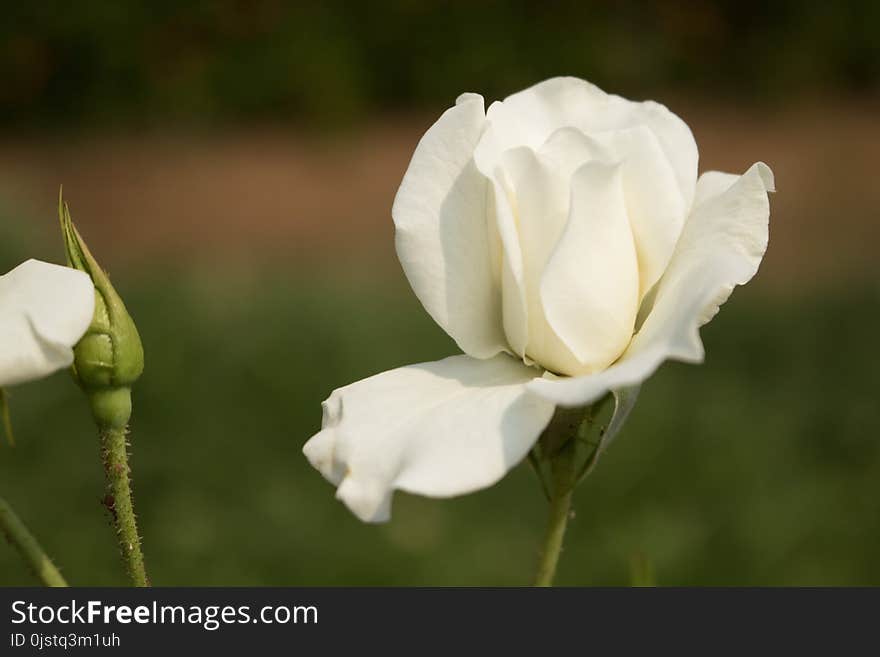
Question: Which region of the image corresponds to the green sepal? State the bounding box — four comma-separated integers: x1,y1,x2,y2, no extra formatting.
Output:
59,189,144,428
59,189,144,391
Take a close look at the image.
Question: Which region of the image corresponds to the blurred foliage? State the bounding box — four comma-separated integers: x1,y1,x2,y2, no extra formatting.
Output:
1,237,878,584
1,0,878,128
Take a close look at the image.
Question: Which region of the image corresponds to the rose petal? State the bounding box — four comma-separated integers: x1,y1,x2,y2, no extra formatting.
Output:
474,77,698,208
487,129,615,363
496,144,576,367
0,259,95,387
692,170,740,208
488,174,529,359
539,162,640,375
303,354,554,522
597,126,688,296
634,162,774,339
528,162,773,406
392,93,507,359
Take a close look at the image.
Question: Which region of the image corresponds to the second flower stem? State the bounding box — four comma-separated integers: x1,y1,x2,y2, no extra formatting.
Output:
101,425,148,587
0,497,68,587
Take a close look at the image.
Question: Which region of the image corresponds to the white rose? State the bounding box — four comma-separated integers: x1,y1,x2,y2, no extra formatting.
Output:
0,259,95,387
304,77,774,522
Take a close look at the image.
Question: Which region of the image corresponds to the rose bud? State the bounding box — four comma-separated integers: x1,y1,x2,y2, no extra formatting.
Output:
59,191,144,430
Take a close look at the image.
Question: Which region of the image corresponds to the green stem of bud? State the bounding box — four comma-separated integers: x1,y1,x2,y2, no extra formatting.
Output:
99,419,148,587
59,191,149,587
89,387,133,431
0,497,68,587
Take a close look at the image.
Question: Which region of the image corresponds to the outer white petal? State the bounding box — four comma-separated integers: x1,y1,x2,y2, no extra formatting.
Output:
303,354,554,522
474,77,698,207
0,259,95,387
528,162,773,407
392,93,506,359
692,170,740,208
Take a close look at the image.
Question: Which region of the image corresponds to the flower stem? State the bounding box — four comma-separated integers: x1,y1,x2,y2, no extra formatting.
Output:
100,424,148,586
0,497,68,587
0,388,15,446
533,440,578,587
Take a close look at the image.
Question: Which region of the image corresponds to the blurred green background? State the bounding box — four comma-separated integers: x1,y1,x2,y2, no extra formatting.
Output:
1,1,879,585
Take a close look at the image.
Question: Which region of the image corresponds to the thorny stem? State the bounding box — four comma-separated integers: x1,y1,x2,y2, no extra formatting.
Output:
0,497,68,586
533,440,577,587
101,424,148,587
532,398,611,587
